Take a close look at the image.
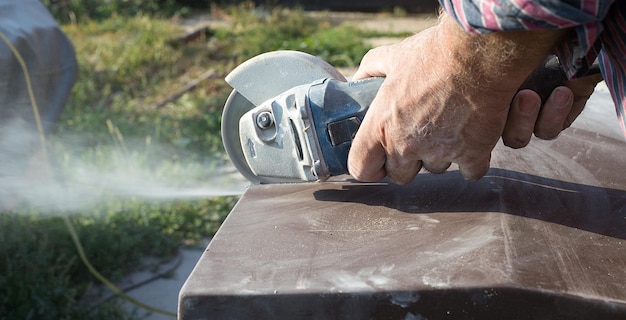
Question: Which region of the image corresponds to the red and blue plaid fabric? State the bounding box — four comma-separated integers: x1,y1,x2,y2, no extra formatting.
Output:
439,1,626,134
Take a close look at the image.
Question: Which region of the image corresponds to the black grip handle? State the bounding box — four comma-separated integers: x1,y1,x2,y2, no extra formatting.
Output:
518,55,601,103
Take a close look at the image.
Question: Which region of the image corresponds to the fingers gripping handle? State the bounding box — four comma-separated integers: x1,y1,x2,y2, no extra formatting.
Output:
519,55,601,103
313,57,601,179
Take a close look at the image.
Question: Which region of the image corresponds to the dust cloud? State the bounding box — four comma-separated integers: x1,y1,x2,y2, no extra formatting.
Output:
0,118,247,213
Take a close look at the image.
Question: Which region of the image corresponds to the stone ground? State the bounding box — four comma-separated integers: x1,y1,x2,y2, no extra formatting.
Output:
118,11,437,320
122,247,207,319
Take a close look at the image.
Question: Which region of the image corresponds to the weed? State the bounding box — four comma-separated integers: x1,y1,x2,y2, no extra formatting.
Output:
0,213,146,320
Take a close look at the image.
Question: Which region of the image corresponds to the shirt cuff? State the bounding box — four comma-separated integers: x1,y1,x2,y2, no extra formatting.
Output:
438,0,614,78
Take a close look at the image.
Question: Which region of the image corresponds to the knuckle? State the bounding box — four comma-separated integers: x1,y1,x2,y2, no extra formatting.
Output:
388,174,413,185
423,161,451,174
461,166,489,181
458,154,491,181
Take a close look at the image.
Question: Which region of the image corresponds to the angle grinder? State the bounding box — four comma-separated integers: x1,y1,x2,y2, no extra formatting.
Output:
221,50,600,184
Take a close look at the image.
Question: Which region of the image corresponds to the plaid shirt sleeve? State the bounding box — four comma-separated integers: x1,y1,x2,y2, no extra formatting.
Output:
439,1,626,135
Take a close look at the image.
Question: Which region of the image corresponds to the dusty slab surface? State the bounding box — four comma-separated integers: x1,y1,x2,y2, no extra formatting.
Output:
180,86,626,319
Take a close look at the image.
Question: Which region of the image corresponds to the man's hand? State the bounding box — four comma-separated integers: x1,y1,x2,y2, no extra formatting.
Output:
347,13,566,184
503,74,604,148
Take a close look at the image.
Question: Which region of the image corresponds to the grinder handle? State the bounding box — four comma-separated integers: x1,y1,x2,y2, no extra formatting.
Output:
518,55,601,103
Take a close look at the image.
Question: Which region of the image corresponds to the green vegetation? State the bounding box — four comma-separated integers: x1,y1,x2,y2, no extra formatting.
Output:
214,6,372,66
43,0,186,24
1,3,400,319
1,195,238,319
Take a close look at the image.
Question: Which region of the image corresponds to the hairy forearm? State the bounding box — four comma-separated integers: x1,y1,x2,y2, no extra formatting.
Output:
437,12,569,96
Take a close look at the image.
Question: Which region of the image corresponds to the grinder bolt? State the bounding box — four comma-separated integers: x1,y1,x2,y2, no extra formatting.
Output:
256,111,274,129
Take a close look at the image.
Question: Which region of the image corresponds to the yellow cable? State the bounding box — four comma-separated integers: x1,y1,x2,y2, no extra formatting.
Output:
0,29,176,318
63,218,178,317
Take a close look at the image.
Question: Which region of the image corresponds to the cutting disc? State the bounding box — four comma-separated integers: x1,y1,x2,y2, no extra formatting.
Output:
221,89,264,184
221,50,346,184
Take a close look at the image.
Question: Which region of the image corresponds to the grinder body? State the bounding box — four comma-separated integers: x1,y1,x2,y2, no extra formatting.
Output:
237,77,383,183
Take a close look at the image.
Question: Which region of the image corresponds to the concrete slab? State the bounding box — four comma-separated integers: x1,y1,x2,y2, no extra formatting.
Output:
179,85,626,319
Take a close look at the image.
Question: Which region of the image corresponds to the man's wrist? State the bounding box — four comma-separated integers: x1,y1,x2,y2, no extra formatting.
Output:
437,12,569,94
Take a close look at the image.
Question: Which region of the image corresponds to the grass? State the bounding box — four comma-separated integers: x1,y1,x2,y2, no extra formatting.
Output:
0,3,406,319
212,6,373,67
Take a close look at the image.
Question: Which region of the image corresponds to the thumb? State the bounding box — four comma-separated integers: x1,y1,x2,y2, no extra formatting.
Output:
352,46,390,80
